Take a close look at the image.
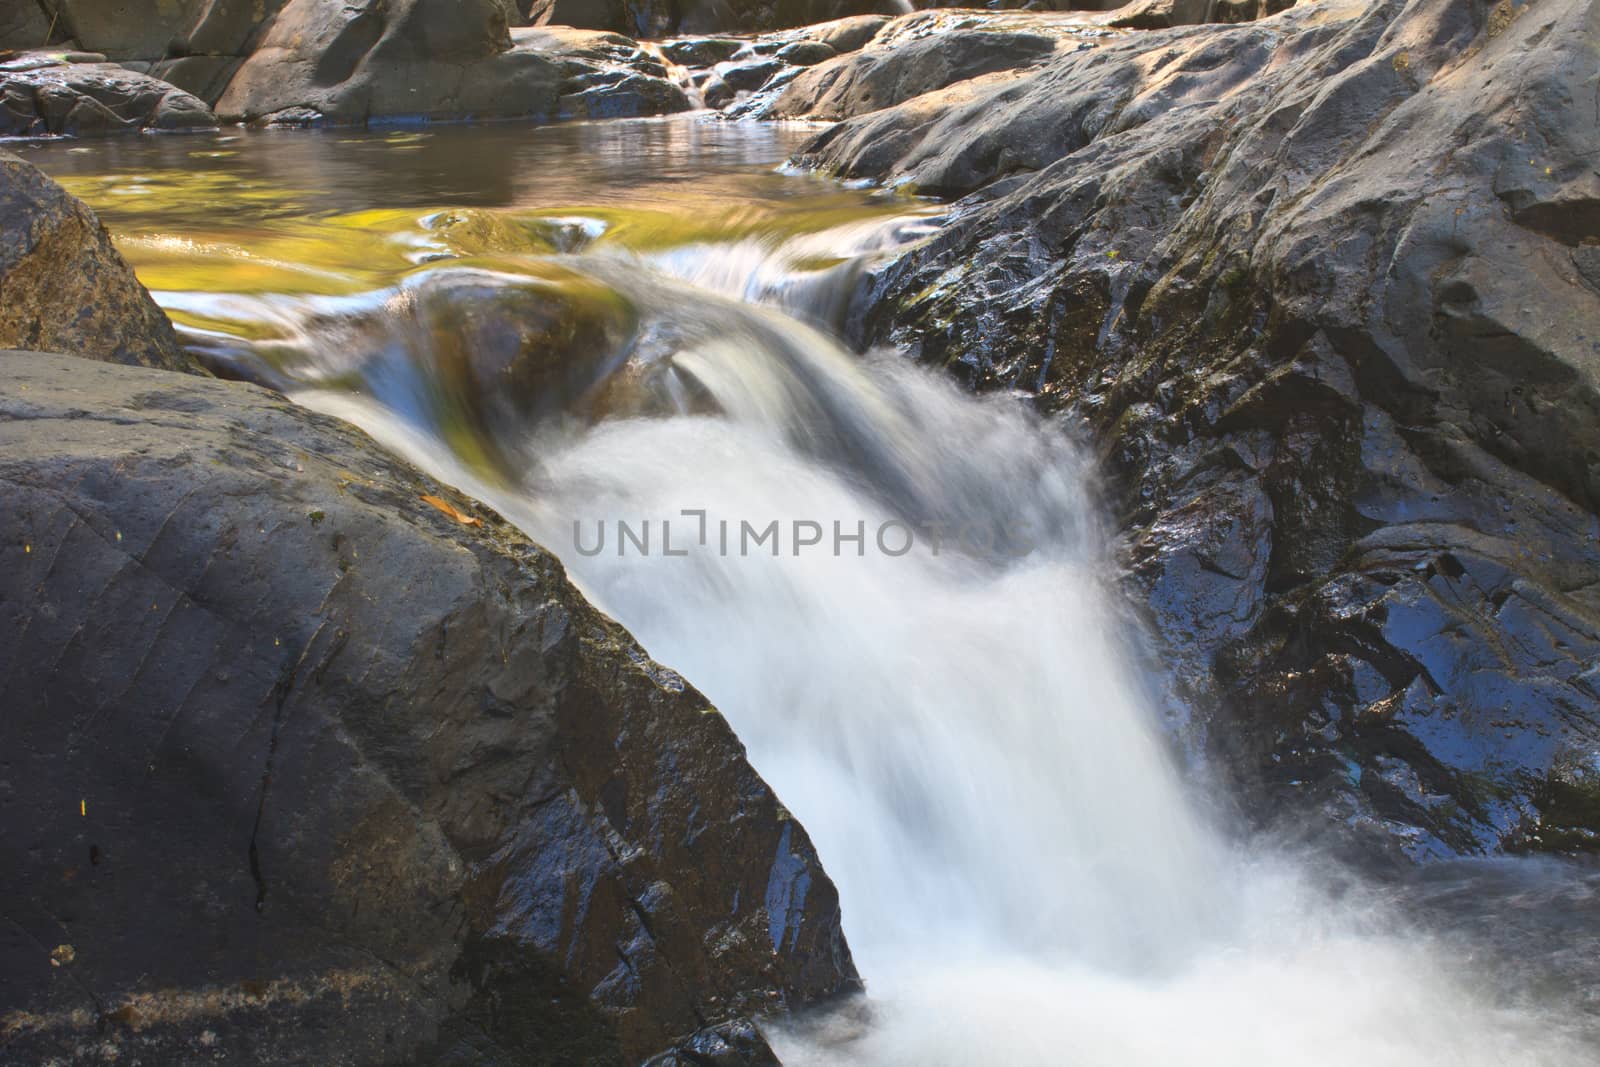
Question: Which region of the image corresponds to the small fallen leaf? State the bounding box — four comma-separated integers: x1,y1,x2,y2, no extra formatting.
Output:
421,494,483,527
51,944,75,967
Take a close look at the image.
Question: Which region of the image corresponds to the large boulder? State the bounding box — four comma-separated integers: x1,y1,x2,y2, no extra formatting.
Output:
28,0,216,61
0,350,857,1064
0,2,59,51
0,150,194,372
1108,0,1296,28
214,0,689,125
768,12,1064,120
799,0,1600,863
0,57,217,136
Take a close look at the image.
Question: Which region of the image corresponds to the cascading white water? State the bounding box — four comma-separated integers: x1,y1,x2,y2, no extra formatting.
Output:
280,229,1593,1065
31,114,1596,1065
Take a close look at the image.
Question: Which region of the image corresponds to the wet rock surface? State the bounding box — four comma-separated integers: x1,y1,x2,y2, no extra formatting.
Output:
0,150,194,373
0,55,217,136
795,0,1600,862
0,350,858,1064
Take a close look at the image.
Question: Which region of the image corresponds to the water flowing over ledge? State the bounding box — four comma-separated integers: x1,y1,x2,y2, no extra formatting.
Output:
22,116,1600,1065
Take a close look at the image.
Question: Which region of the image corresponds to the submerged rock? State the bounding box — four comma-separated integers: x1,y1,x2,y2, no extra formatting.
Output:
0,150,194,372
0,350,858,1064
799,0,1600,862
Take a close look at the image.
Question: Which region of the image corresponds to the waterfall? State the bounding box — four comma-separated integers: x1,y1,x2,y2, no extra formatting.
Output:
276,232,1589,1065
59,118,1589,1063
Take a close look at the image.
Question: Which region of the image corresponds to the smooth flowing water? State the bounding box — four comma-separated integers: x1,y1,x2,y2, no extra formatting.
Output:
22,118,1600,1065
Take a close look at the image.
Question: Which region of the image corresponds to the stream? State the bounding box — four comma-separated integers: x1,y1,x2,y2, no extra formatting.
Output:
20,116,1600,1065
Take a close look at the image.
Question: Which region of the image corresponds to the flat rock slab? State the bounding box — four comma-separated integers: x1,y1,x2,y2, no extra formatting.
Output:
0,352,856,1064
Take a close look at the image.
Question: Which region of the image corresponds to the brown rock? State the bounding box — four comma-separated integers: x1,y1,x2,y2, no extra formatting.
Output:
0,150,194,372
215,0,689,126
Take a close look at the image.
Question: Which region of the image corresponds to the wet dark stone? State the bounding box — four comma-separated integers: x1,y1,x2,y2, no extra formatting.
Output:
777,39,837,65
660,36,746,65
0,351,858,1064
801,0,1600,864
0,59,216,136
717,57,787,92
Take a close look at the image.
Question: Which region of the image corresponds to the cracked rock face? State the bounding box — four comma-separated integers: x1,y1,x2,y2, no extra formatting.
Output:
0,150,195,374
796,0,1600,862
0,352,856,1064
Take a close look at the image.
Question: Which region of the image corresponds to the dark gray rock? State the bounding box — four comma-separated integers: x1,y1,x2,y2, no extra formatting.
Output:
702,74,737,107
0,350,858,1064
777,39,838,64
716,56,786,91
799,0,1600,863
521,26,694,118
660,36,747,65
0,150,194,372
642,1017,783,1066
0,58,216,136
769,13,1063,120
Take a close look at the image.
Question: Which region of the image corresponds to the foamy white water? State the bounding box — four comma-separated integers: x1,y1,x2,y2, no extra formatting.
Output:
226,218,1587,1066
